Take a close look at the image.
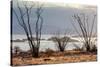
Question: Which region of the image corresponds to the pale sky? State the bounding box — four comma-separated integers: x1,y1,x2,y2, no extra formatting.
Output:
12,0,97,35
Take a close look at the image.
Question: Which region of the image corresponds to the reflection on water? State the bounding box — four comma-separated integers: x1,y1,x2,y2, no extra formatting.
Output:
12,35,97,52
12,41,83,51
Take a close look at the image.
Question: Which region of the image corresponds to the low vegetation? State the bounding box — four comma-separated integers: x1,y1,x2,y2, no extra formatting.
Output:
12,47,97,66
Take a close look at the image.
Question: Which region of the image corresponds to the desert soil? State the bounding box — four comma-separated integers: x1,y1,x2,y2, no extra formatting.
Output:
12,51,97,66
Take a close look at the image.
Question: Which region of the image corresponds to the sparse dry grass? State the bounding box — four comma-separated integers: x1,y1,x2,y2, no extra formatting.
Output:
11,50,97,66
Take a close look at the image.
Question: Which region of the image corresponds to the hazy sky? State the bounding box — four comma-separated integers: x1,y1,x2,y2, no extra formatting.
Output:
12,1,97,35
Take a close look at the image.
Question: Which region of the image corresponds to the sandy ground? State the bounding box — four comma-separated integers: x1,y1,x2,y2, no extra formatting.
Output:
12,51,97,66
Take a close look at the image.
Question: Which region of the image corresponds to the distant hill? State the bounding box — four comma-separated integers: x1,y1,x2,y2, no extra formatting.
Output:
12,4,97,35
47,36,79,42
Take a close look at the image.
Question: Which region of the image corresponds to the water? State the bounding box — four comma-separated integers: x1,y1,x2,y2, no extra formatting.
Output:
12,35,96,52
12,41,83,51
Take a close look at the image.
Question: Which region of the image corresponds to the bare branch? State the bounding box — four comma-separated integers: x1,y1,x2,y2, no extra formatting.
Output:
13,1,44,57
72,13,97,52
